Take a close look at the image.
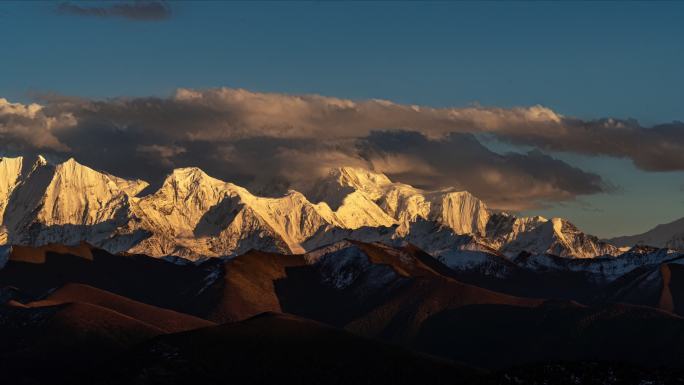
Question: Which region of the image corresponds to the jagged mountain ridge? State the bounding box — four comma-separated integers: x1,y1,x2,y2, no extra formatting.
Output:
0,155,619,260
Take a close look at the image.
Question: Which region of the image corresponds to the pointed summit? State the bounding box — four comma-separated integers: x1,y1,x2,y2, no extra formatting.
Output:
14,154,50,178
491,216,619,259
171,166,211,179
34,154,47,167
332,166,393,194
134,167,242,245
0,156,148,247
308,166,395,210
165,167,223,189
52,157,148,197
152,166,236,210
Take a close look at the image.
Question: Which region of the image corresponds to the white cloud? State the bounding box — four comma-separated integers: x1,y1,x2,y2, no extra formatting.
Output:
0,98,75,151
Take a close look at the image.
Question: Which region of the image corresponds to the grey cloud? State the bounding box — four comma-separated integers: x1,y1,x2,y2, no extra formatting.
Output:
358,131,610,210
51,87,684,174
57,1,171,21
0,98,74,152
0,87,662,210
137,144,186,167
491,119,684,172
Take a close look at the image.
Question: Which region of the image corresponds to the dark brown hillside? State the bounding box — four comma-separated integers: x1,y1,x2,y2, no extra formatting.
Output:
95,312,483,385
31,283,214,332
599,257,684,316
413,301,684,369
0,243,225,315
0,300,164,384
9,242,94,263
345,273,541,343
205,250,309,322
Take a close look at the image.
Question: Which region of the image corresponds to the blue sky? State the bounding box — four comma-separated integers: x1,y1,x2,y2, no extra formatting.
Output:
2,1,684,237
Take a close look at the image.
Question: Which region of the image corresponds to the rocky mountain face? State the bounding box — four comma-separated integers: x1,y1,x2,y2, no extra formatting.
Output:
0,155,621,260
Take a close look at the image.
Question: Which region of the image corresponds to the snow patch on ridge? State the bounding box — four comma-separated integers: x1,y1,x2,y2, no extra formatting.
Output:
305,241,400,291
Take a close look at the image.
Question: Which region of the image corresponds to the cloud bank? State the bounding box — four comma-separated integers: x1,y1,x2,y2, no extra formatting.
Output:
57,1,171,21
0,98,75,151
3,87,678,210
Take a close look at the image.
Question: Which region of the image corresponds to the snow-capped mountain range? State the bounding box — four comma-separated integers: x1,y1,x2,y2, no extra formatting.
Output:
0,155,623,261
608,217,684,250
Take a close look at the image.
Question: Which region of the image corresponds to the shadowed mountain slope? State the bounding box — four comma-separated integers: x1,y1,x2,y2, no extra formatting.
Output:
31,283,214,333
0,243,225,315
413,301,684,369
598,255,684,315
0,300,164,384
94,312,483,385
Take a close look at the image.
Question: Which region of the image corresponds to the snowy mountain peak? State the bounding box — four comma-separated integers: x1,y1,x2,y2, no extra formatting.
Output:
608,217,684,250
505,217,618,259
53,157,149,197
29,158,145,228
431,190,490,236
61,157,78,166
33,154,48,168
170,166,210,179
0,156,623,260
163,166,226,193
333,166,393,191
309,166,395,208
